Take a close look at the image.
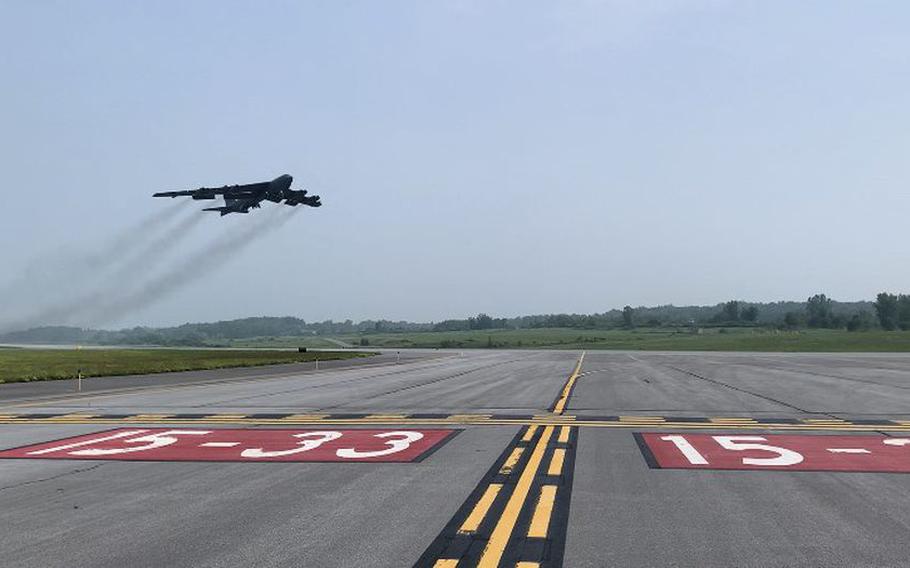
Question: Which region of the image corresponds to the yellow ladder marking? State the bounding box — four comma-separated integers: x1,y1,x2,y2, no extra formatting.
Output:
521,425,539,442
499,448,525,475
527,485,558,538
557,426,572,444
478,426,553,567
457,484,503,535
548,448,566,476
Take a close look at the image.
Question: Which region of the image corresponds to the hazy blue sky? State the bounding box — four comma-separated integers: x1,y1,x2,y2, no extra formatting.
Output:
1,1,908,328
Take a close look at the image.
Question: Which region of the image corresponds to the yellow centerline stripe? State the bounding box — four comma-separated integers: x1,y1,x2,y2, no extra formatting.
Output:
552,352,585,415
499,447,525,475
478,426,554,568
527,485,557,538
457,483,503,535
548,448,566,476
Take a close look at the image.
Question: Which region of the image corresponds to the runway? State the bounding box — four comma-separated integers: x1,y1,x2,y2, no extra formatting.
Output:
2,350,910,567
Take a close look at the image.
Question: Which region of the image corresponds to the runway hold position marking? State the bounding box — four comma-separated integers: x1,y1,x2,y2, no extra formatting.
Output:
0,428,458,463
416,425,578,567
637,433,910,473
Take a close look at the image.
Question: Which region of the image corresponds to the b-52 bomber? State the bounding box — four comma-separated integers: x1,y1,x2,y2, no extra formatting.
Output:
154,174,321,216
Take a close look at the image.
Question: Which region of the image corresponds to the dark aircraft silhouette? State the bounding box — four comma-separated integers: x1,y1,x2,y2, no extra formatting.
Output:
153,174,321,216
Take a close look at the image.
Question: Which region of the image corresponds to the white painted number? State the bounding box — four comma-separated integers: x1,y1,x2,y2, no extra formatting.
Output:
336,431,424,459
660,435,709,465
713,435,804,466
240,431,343,458
69,430,212,456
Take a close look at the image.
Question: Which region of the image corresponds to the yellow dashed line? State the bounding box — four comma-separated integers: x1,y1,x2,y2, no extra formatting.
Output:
128,414,173,420
52,414,97,420
527,485,557,538
499,447,525,475
433,559,459,568
548,448,566,476
447,414,492,421
558,425,571,444
364,414,409,420
478,426,554,568
516,563,540,568
457,483,503,535
203,414,247,420
521,425,538,442
281,414,330,420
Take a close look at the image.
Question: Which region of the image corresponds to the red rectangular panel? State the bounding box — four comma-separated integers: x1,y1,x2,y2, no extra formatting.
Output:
0,428,457,463
637,432,910,473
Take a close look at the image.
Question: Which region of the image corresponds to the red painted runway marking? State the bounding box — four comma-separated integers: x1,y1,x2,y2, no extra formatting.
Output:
0,428,457,463
638,433,910,473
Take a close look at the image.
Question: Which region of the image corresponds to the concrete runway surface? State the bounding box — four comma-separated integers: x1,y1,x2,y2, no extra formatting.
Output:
2,350,910,567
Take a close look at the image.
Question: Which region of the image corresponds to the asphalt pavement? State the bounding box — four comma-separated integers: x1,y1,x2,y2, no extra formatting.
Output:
2,349,909,567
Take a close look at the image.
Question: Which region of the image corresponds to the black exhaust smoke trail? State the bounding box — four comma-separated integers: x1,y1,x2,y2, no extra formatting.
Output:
83,206,301,327
0,205,205,333
0,199,188,302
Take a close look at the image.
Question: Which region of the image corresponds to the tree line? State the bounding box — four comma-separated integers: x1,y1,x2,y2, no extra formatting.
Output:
1,293,907,345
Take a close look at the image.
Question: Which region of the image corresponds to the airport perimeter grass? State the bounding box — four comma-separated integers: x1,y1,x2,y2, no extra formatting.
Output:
0,349,374,384
330,328,910,352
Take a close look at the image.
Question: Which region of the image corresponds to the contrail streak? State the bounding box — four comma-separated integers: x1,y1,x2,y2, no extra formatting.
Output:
0,206,205,332
83,206,301,327
0,199,188,302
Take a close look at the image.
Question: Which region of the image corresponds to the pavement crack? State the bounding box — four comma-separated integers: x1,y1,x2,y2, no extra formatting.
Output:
317,359,526,411
0,463,107,493
664,364,840,418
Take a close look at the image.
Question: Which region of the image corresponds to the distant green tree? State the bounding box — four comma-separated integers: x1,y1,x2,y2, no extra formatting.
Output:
783,311,802,329
875,292,899,330
899,295,910,330
741,306,759,323
622,306,635,328
806,294,833,328
846,311,875,332
469,313,494,330
722,300,740,322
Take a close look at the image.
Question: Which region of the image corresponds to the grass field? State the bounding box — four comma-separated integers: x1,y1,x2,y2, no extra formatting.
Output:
218,336,353,349
0,349,374,384
326,327,910,352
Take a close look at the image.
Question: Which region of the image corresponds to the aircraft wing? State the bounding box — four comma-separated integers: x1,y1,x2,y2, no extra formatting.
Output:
154,181,271,199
